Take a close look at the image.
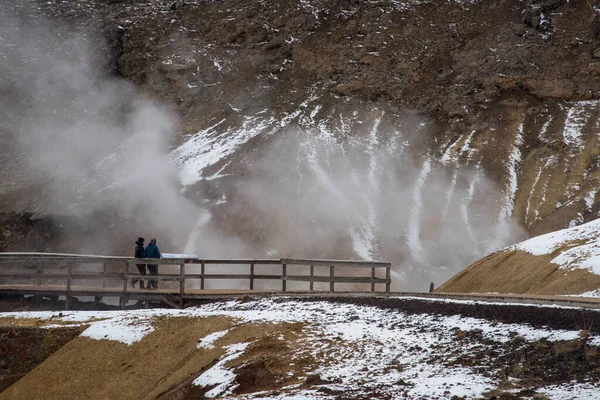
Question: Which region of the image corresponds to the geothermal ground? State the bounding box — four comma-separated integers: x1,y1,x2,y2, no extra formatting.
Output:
2,296,600,399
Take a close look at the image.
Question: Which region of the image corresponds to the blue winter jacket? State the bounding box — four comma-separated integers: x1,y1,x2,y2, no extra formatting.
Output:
145,243,161,259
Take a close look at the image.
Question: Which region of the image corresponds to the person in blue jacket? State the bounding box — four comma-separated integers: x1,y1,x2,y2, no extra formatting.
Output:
145,237,161,289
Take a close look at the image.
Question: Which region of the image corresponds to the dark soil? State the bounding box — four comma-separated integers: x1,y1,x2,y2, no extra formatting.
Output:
0,326,82,392
290,296,600,332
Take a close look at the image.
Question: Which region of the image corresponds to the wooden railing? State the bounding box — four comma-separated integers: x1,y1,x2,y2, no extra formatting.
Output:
0,253,392,308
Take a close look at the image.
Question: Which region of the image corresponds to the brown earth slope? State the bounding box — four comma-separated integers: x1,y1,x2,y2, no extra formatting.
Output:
437,219,600,294
0,316,313,400
436,248,600,295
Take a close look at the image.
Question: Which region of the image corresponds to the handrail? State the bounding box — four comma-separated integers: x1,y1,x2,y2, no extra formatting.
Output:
0,252,393,309
281,258,391,268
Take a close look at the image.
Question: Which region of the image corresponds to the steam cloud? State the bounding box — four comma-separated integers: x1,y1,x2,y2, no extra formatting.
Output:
208,113,526,289
0,7,200,252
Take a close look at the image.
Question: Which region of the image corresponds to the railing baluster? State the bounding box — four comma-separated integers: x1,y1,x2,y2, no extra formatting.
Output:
37,262,43,285
282,263,287,291
250,261,254,290
330,265,335,292
121,262,127,310
386,266,391,293
65,262,72,310
179,262,185,309
371,267,375,292
310,265,314,291
201,261,205,290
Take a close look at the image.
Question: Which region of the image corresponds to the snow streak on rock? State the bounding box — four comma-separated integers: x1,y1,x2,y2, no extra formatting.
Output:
525,154,557,226
440,134,463,165
173,114,275,186
407,158,431,265
348,113,384,260
441,169,458,222
538,115,553,142
491,123,523,251
197,329,229,349
461,165,481,251
193,342,251,397
562,101,596,149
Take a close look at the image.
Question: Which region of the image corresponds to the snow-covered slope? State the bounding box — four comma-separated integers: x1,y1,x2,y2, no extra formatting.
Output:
438,218,600,295
513,218,600,273
3,297,600,399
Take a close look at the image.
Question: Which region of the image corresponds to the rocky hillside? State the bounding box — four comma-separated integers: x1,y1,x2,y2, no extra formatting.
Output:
4,0,600,290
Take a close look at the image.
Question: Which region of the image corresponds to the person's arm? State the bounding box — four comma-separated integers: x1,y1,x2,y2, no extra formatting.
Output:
157,247,162,259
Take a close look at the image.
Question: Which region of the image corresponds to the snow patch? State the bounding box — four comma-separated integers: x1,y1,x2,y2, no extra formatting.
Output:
67,312,157,345
562,101,596,148
193,342,251,397
197,329,229,349
3,297,599,398
512,218,600,256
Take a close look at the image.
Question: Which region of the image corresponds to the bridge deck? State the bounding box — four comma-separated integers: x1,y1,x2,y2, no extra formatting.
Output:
0,284,304,300
3,284,600,310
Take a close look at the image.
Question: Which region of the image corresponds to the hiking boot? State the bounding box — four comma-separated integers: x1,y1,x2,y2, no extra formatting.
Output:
140,283,145,289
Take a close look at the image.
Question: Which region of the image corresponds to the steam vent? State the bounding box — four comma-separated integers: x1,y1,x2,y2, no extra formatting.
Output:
3,0,600,398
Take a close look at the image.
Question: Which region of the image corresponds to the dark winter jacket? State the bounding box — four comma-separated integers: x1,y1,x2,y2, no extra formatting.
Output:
145,242,161,259
134,241,145,259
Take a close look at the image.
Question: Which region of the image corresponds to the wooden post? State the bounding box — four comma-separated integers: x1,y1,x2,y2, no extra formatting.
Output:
330,265,335,292
371,267,375,292
386,267,391,293
35,262,43,307
65,263,72,310
309,265,314,291
121,262,128,310
179,262,185,309
282,263,287,291
201,261,205,290
249,262,255,290
429,282,435,293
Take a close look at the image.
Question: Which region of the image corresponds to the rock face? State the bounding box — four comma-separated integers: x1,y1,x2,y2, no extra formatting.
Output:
3,0,600,289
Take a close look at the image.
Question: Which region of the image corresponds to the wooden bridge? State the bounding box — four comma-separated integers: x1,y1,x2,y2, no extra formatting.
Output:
0,253,392,309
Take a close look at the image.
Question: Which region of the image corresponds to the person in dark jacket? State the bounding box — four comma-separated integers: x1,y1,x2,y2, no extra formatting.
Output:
145,237,161,289
132,237,146,289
